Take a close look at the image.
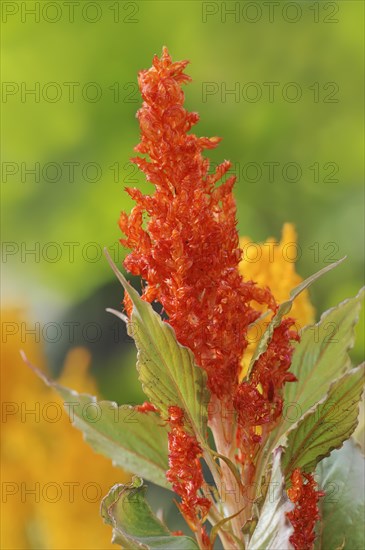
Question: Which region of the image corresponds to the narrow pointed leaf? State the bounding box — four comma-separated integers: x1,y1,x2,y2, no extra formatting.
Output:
105,250,210,444
101,477,199,549
247,257,346,378
212,451,244,492
248,449,294,550
282,365,364,480
23,356,170,489
315,439,365,550
210,507,245,548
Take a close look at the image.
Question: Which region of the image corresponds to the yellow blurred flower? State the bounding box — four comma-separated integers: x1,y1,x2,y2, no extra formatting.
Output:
1,309,128,550
239,223,315,377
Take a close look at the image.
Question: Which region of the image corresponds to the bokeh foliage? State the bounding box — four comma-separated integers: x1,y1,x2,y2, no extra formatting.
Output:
3,1,363,309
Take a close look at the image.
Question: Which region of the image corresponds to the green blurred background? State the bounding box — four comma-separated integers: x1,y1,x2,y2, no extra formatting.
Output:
1,1,364,547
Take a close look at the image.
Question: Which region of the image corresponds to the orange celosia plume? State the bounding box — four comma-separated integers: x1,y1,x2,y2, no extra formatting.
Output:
119,47,275,399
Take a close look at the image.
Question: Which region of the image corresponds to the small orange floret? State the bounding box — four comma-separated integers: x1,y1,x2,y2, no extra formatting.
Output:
135,402,158,413
287,468,303,503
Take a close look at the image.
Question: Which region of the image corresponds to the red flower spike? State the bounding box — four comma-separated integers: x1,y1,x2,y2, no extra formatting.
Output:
166,406,211,529
287,468,325,550
119,47,276,399
234,317,299,457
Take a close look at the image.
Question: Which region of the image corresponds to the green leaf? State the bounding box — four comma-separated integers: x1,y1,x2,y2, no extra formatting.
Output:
353,393,365,452
22,355,170,489
247,448,294,550
282,365,364,480
101,476,199,549
277,288,364,440
247,257,346,379
104,250,210,445
315,439,365,550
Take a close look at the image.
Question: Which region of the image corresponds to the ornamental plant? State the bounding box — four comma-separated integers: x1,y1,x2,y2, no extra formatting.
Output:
26,48,364,550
